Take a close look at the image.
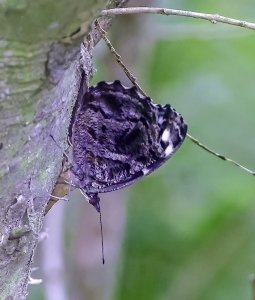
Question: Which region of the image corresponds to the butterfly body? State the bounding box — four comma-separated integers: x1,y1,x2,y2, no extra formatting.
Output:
71,80,187,211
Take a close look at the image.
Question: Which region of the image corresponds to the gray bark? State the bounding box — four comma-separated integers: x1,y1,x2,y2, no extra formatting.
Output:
0,0,127,298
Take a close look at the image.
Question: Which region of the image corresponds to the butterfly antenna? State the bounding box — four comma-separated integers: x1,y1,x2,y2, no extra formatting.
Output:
98,203,105,264
187,133,255,176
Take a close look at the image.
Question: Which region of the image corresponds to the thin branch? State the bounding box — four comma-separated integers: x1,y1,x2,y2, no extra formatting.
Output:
187,134,255,176
96,20,255,178
95,20,146,96
101,7,255,31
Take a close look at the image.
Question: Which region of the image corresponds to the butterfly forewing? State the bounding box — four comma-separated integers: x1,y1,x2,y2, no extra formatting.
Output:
71,80,187,208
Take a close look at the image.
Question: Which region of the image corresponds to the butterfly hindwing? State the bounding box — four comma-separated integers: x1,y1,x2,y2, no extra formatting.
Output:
71,80,187,208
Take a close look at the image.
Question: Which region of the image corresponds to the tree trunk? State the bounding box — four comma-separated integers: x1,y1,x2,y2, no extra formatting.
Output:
0,0,127,298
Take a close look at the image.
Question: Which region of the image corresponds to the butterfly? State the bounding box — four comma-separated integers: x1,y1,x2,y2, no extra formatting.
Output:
70,80,187,212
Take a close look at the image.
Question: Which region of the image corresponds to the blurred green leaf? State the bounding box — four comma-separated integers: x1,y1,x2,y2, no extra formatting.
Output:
115,4,255,300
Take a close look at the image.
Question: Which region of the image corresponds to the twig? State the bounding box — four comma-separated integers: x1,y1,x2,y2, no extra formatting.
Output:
95,20,146,97
96,20,255,177
187,134,255,176
101,7,255,31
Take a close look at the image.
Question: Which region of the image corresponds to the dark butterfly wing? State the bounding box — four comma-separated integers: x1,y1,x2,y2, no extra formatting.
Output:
71,80,187,197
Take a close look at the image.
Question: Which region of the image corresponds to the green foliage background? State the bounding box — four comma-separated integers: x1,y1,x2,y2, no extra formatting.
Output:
113,2,255,300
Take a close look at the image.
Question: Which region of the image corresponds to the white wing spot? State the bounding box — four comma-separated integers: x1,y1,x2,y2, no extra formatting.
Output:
162,128,170,143
164,143,173,157
158,116,164,125
142,167,151,175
